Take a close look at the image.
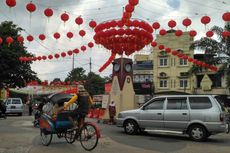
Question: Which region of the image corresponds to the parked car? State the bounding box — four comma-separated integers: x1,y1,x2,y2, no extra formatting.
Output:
117,95,228,141
5,98,23,116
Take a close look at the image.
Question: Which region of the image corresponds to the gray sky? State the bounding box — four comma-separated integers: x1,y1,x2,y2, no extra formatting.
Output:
0,0,229,82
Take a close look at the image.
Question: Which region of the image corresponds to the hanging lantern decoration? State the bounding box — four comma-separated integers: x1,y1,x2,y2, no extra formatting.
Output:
152,22,160,30
61,12,69,23
188,58,194,62
67,50,73,56
27,35,34,42
38,34,46,41
125,4,134,13
151,41,157,47
175,30,183,37
53,32,61,40
79,30,86,37
54,53,60,59
61,52,66,57
81,45,86,51
172,50,178,56
129,0,139,6
26,2,36,13
75,16,83,26
159,29,167,36
44,8,53,18
6,0,16,8
42,56,47,60
206,30,214,37
88,42,94,48
37,56,42,61
222,12,230,22
189,30,197,37
73,48,79,54
177,53,184,58
201,15,211,25
168,20,177,29
165,48,171,53
48,55,53,60
6,36,13,45
222,31,230,38
0,37,3,44
89,20,97,29
17,36,24,44
182,55,188,60
158,45,164,50
66,32,74,39
182,18,192,28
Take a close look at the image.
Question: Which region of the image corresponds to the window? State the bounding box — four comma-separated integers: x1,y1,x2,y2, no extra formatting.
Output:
180,79,188,88
167,97,187,109
12,99,21,104
160,79,167,88
144,98,165,110
189,97,212,109
159,58,168,66
179,58,187,65
159,72,167,77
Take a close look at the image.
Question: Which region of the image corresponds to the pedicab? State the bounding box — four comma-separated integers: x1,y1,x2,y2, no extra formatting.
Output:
39,93,100,151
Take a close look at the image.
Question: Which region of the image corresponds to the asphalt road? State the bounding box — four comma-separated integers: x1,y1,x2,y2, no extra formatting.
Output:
0,115,230,153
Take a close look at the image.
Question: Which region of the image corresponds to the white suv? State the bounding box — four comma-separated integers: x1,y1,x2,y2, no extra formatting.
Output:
5,98,23,116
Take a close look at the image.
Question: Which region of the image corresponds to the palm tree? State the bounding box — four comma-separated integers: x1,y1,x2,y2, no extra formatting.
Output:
189,22,230,89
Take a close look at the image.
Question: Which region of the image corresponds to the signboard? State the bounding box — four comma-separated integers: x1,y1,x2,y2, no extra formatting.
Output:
104,83,112,93
102,95,109,108
93,95,109,109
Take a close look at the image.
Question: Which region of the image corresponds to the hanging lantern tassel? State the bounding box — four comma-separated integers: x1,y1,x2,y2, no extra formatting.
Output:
26,2,36,28
99,52,116,72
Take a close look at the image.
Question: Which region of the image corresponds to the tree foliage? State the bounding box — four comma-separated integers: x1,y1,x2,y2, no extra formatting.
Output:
65,67,86,82
0,21,39,88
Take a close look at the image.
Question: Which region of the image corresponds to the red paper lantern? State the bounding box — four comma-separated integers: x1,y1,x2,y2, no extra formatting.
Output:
6,0,16,8
88,42,94,48
165,48,171,53
177,53,184,58
42,56,47,60
89,20,97,28
206,31,214,37
44,8,53,17
37,56,42,61
159,29,167,36
79,30,86,37
67,32,73,39
0,37,3,44
48,55,53,60
39,34,46,41
222,12,230,22
125,4,134,13
175,30,183,37
27,35,34,42
61,12,69,22
158,45,164,50
17,36,24,44
129,0,139,6
168,20,177,28
6,36,13,45
67,50,73,56
73,48,79,54
61,52,66,57
53,32,61,39
182,18,192,27
189,30,197,37
188,58,194,62
172,50,178,55
26,2,36,13
222,31,230,38
54,54,60,59
151,41,157,47
117,20,124,27
201,15,211,25
75,16,83,25
182,55,188,60
81,45,86,51
152,22,160,30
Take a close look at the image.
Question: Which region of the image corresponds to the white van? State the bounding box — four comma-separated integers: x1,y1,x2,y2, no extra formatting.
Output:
5,98,23,116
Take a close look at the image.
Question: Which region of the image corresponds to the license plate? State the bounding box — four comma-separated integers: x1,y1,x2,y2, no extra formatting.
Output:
11,106,16,109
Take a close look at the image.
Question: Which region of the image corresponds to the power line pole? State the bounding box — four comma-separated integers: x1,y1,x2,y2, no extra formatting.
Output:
72,53,75,70
90,57,92,73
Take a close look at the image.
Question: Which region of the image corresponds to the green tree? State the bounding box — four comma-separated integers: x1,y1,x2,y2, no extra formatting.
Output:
64,67,86,82
84,72,106,95
189,22,230,89
0,21,39,88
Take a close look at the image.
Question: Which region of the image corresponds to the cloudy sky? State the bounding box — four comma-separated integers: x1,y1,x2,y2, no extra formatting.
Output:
0,0,229,82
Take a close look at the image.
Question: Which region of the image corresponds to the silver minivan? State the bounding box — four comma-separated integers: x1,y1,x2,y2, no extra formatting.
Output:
117,95,228,141
5,98,23,116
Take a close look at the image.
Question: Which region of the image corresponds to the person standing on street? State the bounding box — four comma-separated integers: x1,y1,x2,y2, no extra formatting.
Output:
108,100,116,125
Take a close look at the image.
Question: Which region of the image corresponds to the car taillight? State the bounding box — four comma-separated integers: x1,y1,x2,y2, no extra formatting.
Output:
220,113,224,122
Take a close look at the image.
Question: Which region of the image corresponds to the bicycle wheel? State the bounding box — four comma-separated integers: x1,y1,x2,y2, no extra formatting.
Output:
40,129,52,146
65,130,76,144
80,123,99,151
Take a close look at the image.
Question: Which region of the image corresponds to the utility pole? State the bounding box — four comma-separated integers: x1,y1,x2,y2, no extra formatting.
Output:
72,53,75,70
90,57,92,73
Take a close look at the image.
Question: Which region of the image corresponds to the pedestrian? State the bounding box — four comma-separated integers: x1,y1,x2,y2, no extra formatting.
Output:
27,98,32,116
108,100,116,125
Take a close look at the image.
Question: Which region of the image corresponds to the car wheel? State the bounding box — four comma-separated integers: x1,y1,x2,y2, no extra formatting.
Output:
124,120,138,135
188,125,207,141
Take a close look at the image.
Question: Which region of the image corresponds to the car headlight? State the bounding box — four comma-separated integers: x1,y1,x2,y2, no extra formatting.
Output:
118,113,124,118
